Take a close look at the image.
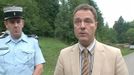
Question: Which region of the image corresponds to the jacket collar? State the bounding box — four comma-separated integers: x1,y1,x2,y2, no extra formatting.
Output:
71,43,81,75
70,41,105,75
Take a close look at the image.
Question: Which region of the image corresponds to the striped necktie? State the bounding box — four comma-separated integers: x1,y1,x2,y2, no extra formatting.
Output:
82,49,90,75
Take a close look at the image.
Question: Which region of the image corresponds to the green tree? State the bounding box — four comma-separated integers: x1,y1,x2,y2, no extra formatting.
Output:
0,3,8,32
113,16,128,43
125,28,134,43
128,20,134,28
97,23,117,44
54,1,76,43
35,0,59,36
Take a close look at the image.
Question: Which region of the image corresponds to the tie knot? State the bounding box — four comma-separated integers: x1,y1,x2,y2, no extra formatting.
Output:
82,49,89,57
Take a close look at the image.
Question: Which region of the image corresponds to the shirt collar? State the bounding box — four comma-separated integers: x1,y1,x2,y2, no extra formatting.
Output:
21,33,28,42
78,39,96,55
5,32,28,44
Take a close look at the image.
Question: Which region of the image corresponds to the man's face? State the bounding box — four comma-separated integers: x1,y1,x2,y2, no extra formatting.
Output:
73,10,97,47
4,18,24,39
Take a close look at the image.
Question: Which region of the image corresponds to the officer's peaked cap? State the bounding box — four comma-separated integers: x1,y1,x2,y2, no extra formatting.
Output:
3,6,23,20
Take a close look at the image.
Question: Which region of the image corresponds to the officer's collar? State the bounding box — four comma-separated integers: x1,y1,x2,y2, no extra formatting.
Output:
21,32,28,42
5,32,28,44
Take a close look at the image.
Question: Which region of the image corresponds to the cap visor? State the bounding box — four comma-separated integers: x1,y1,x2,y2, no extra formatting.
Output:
4,16,24,20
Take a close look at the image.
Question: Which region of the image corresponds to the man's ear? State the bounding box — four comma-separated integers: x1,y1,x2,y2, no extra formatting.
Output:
22,19,24,27
4,21,8,28
95,21,98,29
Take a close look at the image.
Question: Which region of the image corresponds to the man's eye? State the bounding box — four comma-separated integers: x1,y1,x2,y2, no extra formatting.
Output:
84,19,93,23
75,20,81,23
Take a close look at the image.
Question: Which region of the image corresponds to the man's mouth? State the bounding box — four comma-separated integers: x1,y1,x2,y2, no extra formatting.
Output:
79,32,86,36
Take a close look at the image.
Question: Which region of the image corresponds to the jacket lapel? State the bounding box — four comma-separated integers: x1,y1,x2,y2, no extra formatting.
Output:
70,41,105,75
71,43,81,75
92,41,105,75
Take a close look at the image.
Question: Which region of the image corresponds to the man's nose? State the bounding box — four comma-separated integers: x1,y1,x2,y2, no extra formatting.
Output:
14,22,18,27
80,21,86,29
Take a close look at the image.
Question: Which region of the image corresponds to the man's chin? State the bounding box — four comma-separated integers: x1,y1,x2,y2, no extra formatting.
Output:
79,37,88,42
13,33,21,37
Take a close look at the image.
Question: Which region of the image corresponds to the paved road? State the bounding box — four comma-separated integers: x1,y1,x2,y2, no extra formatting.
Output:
124,52,134,75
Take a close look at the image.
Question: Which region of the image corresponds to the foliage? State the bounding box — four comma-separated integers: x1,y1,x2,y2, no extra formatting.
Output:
35,0,59,36
125,28,134,43
54,0,77,44
128,20,134,28
113,16,129,43
99,24,117,44
113,16,125,34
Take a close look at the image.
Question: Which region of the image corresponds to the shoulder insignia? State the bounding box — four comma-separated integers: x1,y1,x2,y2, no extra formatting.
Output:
0,47,9,50
27,34,39,39
0,33,9,39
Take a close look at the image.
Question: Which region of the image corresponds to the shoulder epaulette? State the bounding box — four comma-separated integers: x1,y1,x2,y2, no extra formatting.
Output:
27,34,39,39
0,33,9,39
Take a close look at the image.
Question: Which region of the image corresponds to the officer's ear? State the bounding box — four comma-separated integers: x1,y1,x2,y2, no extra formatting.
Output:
4,20,8,29
21,19,25,27
22,19,24,24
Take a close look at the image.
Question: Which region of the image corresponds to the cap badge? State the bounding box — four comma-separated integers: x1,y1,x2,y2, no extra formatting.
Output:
13,12,16,16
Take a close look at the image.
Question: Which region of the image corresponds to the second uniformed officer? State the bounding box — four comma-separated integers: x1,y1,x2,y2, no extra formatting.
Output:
0,5,45,75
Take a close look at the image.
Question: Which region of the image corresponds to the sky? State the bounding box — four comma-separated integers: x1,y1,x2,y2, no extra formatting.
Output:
94,0,134,27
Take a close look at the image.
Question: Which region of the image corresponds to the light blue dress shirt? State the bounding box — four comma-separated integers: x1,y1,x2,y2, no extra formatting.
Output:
0,33,45,75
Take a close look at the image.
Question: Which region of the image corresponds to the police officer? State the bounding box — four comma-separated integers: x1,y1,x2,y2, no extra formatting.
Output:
0,5,45,75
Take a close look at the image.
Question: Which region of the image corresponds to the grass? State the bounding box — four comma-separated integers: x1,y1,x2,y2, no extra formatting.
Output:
38,37,134,75
38,37,68,75
120,48,134,56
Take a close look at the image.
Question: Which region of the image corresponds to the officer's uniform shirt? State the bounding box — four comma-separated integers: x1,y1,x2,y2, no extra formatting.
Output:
0,30,9,39
0,32,45,75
